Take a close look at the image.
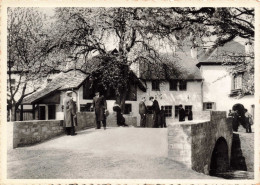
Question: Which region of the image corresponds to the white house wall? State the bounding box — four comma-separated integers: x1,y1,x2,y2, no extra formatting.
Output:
136,81,203,125
200,65,255,114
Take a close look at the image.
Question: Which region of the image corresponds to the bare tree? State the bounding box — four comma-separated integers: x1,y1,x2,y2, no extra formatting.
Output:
7,8,52,121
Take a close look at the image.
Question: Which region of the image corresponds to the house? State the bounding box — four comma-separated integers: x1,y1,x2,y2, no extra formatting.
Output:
7,64,60,121
196,41,255,117
133,50,204,123
22,69,146,123
20,41,255,125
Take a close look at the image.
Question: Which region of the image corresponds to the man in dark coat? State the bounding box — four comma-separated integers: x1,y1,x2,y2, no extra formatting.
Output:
160,106,166,128
92,91,107,130
179,104,185,122
150,96,160,128
229,110,239,132
63,91,77,136
139,97,148,127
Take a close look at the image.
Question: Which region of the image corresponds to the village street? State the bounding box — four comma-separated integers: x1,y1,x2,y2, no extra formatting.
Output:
7,126,255,179
7,127,220,179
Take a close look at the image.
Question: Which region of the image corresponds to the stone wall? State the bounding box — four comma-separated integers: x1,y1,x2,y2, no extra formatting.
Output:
11,112,97,148
168,111,233,175
75,112,96,131
13,120,64,148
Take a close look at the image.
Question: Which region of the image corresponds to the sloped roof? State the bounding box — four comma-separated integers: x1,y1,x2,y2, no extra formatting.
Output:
22,70,88,104
197,41,246,66
139,50,202,80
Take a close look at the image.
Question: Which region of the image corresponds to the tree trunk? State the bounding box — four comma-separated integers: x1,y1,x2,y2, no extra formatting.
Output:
11,106,17,121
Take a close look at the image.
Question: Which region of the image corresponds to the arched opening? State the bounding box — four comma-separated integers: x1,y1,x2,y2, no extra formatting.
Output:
209,137,229,175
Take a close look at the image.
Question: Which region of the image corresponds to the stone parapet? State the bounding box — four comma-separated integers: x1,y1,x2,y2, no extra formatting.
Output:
12,120,64,148
168,111,233,175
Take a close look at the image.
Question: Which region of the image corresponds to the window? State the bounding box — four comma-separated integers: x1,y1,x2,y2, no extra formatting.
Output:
179,80,187,91
184,105,192,116
174,105,179,118
80,103,94,112
234,74,242,90
124,104,132,114
162,106,172,117
169,80,178,91
203,102,216,110
152,80,160,91
48,105,56,120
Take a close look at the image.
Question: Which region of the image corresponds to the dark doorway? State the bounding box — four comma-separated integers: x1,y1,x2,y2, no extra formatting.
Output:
210,137,229,175
39,106,46,120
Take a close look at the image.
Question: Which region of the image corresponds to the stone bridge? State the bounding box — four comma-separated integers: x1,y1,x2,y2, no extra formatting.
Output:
168,111,233,175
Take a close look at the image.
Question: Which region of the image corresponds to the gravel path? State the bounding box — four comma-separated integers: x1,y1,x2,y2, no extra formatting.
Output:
8,127,217,179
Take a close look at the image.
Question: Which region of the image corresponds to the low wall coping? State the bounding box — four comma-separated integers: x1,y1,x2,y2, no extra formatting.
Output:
14,120,62,123
168,120,210,127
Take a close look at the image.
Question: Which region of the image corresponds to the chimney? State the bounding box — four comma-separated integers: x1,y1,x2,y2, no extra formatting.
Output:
191,46,198,59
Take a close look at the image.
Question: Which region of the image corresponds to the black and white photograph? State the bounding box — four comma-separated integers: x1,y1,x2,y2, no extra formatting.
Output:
1,1,259,183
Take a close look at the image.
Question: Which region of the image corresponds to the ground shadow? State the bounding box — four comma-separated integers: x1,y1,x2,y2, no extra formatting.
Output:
230,133,247,171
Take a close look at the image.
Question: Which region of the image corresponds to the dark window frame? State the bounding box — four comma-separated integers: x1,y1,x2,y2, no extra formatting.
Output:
152,80,160,91
48,104,56,120
184,105,192,116
162,105,172,117
203,102,215,110
169,80,178,91
174,105,179,118
179,80,187,91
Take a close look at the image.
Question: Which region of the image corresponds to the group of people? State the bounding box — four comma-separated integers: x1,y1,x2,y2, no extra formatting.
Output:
228,108,253,133
139,96,193,128
63,90,108,135
63,91,196,132
139,96,166,128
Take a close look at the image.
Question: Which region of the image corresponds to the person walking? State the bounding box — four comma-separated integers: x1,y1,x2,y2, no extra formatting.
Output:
139,97,147,127
63,91,77,136
244,109,253,133
149,96,160,128
92,91,107,130
179,104,185,122
160,106,167,128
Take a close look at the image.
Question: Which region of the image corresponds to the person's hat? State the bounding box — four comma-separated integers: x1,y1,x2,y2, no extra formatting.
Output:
66,91,73,95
